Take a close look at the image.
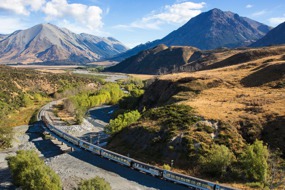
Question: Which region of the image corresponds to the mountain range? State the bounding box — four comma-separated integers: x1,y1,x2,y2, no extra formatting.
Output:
251,21,285,47
111,8,271,62
0,23,128,64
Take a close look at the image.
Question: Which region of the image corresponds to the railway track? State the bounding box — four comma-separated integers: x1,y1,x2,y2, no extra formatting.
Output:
37,102,239,190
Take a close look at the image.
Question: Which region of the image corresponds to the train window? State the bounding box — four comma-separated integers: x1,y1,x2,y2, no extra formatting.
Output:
201,183,208,188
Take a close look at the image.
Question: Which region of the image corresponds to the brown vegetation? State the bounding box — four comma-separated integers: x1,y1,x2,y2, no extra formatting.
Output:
107,45,285,189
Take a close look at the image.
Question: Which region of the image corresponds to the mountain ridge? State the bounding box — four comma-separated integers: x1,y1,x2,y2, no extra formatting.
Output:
250,21,285,47
0,23,128,64
111,8,271,62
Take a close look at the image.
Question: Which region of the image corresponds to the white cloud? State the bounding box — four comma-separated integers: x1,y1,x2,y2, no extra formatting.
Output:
268,15,285,26
116,1,206,30
246,4,253,9
0,0,45,15
0,17,29,33
42,0,103,31
0,0,104,35
252,10,267,17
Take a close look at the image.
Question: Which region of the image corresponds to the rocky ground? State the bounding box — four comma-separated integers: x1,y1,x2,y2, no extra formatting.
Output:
46,153,157,190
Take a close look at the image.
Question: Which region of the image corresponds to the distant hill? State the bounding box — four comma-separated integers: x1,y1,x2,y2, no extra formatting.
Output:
0,34,8,41
250,21,285,47
106,44,200,74
107,43,285,75
111,8,271,61
0,23,128,64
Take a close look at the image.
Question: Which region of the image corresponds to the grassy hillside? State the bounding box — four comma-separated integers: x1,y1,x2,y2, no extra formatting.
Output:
107,46,285,188
0,66,102,148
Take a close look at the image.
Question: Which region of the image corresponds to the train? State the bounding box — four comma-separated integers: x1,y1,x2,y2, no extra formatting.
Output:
41,115,238,190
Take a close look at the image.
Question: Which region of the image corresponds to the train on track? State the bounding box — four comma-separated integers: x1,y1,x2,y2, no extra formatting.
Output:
41,115,237,190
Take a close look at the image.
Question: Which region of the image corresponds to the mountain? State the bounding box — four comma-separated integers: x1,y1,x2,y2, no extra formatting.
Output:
0,23,128,64
106,44,200,74
250,21,285,47
0,34,8,41
111,8,271,61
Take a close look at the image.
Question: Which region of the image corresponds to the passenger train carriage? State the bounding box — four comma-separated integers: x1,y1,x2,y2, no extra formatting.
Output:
64,134,79,146
163,170,215,190
101,149,131,167
41,115,238,190
132,160,163,177
79,141,101,155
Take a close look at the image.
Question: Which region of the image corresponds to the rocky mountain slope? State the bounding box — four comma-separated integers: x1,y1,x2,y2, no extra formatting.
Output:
0,34,8,41
111,8,271,61
251,21,285,47
0,23,128,64
106,44,200,74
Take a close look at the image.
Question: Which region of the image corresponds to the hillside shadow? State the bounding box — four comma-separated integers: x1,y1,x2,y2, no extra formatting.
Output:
25,122,64,158
0,167,15,190
241,63,285,87
262,116,285,157
88,105,117,123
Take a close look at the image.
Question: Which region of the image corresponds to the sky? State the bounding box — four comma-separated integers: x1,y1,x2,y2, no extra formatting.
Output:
0,0,285,48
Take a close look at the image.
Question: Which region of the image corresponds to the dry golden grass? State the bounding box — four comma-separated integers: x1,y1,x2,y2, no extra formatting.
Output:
128,74,156,80
159,48,285,126
1,103,47,128
151,48,285,189
37,69,66,74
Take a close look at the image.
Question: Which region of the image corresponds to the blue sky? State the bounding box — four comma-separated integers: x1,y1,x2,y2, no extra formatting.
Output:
0,0,285,47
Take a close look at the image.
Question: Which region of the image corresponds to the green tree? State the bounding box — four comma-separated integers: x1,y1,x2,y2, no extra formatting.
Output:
240,140,269,183
33,93,43,102
162,164,171,171
105,110,141,134
199,144,235,177
22,94,33,107
7,150,62,190
77,177,111,190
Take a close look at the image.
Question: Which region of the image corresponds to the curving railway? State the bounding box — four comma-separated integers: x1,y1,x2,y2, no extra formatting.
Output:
38,103,238,190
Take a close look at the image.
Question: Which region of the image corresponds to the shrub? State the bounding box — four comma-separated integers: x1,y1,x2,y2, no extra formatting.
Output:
77,177,111,190
21,94,33,107
0,127,13,149
7,150,62,190
143,104,199,131
105,110,141,134
199,144,235,177
162,164,171,170
240,140,269,183
33,93,43,102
